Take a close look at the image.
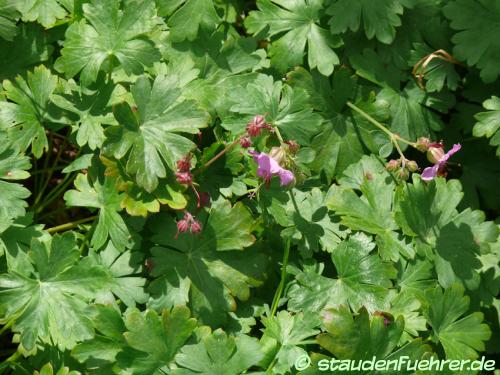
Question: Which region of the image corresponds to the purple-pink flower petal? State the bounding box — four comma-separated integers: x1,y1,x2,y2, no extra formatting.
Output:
421,143,461,181
278,169,295,186
249,151,294,186
421,164,439,181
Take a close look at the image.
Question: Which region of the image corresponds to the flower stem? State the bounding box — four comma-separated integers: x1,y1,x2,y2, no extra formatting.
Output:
195,137,241,175
346,101,417,153
273,125,285,145
46,215,97,234
270,236,291,316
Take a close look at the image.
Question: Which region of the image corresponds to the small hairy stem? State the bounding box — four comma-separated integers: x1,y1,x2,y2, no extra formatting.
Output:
270,236,291,316
273,125,285,145
195,137,241,175
346,101,417,152
33,137,67,208
46,215,97,234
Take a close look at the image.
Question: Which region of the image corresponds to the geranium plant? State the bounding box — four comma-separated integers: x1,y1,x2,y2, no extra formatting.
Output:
0,0,498,374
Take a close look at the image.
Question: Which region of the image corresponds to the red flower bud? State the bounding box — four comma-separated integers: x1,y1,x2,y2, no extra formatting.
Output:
176,171,193,185
177,219,190,233
176,155,192,172
246,115,267,137
190,220,202,234
240,136,252,148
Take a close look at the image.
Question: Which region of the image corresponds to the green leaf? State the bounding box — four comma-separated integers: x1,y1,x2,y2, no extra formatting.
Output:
73,305,196,374
261,187,345,256
51,81,119,150
0,180,30,230
0,139,31,180
225,74,323,145
317,305,431,372
409,43,460,93
17,0,69,27
288,234,397,314
0,232,110,350
103,74,209,192
245,0,340,76
327,157,415,261
424,283,491,359
0,138,31,228
327,0,412,44
148,201,266,326
376,83,443,143
55,0,160,85
34,363,80,375
90,242,148,307
0,0,20,41
167,0,219,42
121,307,197,374
443,0,500,83
174,329,263,375
0,24,53,81
395,176,463,243
0,65,58,158
260,311,320,374
64,173,130,250
318,305,403,359
473,96,500,157
171,32,268,116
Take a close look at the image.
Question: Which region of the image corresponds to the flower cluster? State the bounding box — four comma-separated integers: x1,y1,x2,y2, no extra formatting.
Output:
175,154,193,185
386,158,419,180
386,137,461,181
175,212,202,238
239,115,274,148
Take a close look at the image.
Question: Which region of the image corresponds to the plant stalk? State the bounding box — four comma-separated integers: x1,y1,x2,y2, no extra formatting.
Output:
46,215,97,234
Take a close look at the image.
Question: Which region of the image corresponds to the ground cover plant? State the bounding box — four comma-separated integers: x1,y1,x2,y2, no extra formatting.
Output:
0,0,499,374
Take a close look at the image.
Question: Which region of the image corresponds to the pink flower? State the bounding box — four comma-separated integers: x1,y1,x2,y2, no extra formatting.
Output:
249,150,294,186
421,143,461,181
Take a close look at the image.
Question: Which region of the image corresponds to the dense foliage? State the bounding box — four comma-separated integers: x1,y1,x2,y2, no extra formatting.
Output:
0,0,499,374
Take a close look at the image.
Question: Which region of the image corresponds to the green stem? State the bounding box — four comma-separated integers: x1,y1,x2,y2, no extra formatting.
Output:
35,172,76,214
270,236,291,316
33,137,66,207
346,101,417,151
0,320,14,336
46,215,97,234
195,137,241,175
273,125,285,145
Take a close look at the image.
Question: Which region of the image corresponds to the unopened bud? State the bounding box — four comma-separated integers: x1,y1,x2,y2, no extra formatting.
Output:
406,160,419,172
415,137,431,152
385,159,400,171
240,136,252,148
177,219,190,233
397,168,410,180
269,146,287,165
427,145,445,164
176,171,193,185
246,115,267,137
285,140,300,154
190,220,202,234
176,155,192,172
